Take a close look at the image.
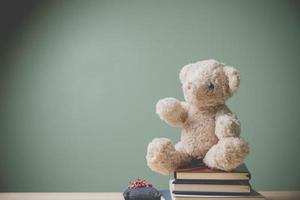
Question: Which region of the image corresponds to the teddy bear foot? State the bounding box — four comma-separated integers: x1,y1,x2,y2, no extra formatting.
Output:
146,138,183,175
203,137,250,171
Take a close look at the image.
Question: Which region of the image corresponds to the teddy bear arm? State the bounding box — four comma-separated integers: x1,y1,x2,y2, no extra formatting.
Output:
156,97,188,128
215,112,241,139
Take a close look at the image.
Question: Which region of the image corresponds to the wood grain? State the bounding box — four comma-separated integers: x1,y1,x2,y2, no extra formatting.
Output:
0,191,299,200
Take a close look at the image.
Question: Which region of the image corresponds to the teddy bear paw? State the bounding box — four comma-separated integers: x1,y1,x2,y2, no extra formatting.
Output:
146,138,177,175
203,137,249,171
156,98,182,119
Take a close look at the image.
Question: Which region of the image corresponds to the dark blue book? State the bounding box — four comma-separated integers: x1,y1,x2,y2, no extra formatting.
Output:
172,191,252,196
161,189,265,200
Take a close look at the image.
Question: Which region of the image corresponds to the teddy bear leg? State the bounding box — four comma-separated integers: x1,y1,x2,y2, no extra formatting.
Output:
203,137,250,171
146,138,191,175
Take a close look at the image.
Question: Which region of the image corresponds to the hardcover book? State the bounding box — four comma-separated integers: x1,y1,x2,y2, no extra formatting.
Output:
161,189,265,200
170,179,251,193
174,162,250,181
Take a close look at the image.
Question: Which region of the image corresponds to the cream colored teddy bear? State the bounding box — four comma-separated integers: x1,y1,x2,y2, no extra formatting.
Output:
146,59,250,175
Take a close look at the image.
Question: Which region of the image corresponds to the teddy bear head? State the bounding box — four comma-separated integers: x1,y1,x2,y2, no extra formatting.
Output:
179,59,240,107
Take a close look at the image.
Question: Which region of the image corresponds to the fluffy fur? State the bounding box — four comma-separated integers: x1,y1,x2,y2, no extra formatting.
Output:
146,59,250,175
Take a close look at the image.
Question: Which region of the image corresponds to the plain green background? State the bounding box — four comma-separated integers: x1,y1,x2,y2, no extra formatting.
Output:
0,0,300,192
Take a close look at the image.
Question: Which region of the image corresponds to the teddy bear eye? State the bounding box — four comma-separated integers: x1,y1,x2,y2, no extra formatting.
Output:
208,82,214,91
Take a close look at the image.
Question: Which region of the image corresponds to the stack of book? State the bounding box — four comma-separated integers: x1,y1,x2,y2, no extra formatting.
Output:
169,161,265,200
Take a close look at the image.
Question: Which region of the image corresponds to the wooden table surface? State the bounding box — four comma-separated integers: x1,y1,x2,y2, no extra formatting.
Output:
0,191,299,200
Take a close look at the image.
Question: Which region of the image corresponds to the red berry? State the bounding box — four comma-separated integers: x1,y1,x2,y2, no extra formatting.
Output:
128,179,153,189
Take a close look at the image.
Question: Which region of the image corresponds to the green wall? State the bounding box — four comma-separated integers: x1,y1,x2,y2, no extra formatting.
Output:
0,0,299,192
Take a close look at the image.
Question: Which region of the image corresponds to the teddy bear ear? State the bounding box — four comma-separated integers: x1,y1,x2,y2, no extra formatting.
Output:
180,64,194,84
223,66,240,95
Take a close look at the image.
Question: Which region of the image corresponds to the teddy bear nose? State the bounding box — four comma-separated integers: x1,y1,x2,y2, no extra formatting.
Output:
208,82,214,91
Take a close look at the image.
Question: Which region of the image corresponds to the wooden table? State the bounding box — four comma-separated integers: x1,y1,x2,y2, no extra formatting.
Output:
0,191,299,200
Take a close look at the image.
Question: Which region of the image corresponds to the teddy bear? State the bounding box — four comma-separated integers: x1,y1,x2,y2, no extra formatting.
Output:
146,59,250,175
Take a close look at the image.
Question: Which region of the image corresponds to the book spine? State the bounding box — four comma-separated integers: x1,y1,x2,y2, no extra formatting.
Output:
172,179,250,185
172,191,253,196
247,173,251,180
